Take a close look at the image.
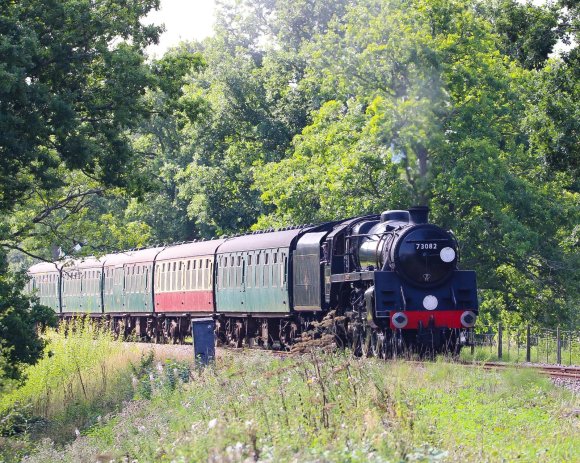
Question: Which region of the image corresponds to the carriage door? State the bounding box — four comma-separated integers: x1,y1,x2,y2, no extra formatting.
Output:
239,253,246,310
113,266,125,311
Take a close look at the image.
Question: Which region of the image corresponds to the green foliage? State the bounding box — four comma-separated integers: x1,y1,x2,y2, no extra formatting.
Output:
0,0,163,387
0,250,56,389
0,319,140,446
481,0,561,70
0,0,162,213
0,0,577,400
10,352,580,462
0,321,192,461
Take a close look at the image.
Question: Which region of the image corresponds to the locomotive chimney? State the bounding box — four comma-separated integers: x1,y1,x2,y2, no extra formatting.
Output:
408,206,429,224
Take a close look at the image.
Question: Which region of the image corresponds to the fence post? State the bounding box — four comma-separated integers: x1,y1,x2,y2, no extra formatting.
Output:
556,326,561,365
526,325,531,362
498,324,503,360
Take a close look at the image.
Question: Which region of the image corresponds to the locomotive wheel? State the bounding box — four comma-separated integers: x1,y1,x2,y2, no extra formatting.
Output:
351,324,364,357
369,330,382,358
391,330,405,359
362,328,375,358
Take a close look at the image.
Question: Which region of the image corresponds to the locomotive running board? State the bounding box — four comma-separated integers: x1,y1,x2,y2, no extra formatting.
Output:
330,271,375,283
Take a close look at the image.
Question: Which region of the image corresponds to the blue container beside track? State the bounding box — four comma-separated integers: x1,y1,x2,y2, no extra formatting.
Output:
191,318,215,365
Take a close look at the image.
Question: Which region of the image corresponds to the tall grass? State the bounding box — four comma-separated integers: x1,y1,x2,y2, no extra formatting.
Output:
0,318,148,449
16,350,580,463
1,329,579,463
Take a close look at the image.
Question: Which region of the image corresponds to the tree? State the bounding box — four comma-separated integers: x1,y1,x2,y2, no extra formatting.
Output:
0,0,162,385
173,0,351,236
0,250,56,392
481,0,561,70
0,0,161,213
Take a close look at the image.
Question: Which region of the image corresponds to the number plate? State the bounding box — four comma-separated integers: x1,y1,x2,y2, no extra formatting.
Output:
415,243,438,250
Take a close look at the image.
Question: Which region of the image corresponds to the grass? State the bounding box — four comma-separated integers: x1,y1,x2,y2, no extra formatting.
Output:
2,345,578,462
0,319,188,462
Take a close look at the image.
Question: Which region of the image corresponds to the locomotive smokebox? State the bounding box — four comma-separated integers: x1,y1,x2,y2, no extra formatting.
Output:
408,206,429,224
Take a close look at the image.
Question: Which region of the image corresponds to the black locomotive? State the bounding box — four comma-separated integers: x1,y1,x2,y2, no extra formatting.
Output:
319,206,478,355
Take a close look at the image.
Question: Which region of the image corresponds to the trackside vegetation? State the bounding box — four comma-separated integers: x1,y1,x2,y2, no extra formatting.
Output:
1,325,578,462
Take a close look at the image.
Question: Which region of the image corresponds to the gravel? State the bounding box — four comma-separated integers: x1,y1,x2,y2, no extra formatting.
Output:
551,377,580,395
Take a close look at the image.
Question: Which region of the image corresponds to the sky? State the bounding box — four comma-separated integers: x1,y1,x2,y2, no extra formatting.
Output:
145,0,217,58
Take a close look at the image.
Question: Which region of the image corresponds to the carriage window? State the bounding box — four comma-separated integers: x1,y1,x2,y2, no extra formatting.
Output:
265,253,269,265
187,260,191,270
206,259,210,268
197,262,203,288
256,253,260,265
274,253,278,264
248,255,252,266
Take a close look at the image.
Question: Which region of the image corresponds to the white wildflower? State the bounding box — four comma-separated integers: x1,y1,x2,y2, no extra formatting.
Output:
208,418,218,429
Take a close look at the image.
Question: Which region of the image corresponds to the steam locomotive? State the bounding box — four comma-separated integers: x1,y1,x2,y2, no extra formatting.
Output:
28,207,478,355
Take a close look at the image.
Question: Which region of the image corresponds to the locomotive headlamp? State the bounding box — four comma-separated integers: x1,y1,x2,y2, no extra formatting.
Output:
423,295,438,311
440,247,456,263
392,312,408,329
460,311,477,328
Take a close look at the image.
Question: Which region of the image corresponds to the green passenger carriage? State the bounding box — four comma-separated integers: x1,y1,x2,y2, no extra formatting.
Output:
215,229,304,315
27,262,61,313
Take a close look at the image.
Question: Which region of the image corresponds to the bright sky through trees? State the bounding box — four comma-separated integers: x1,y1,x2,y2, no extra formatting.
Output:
145,0,217,57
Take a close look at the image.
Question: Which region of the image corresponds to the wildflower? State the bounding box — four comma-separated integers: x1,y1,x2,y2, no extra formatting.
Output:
208,418,218,429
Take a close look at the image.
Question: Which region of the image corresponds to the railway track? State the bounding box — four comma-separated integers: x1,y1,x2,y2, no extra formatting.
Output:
130,340,580,381
476,361,580,380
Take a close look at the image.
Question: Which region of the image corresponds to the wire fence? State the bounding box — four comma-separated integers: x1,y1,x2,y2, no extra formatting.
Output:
461,325,580,366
